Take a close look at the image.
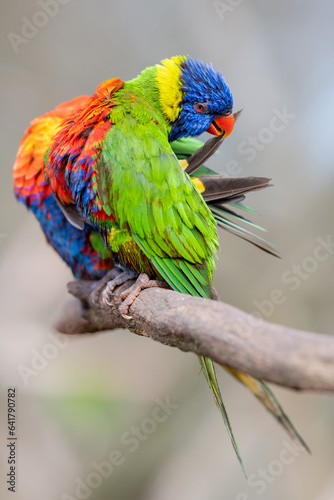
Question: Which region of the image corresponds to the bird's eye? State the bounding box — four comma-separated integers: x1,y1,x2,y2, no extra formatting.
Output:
194,103,209,114
222,109,232,116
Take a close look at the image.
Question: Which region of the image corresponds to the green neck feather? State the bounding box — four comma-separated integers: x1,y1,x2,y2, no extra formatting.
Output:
124,56,186,126
124,65,164,118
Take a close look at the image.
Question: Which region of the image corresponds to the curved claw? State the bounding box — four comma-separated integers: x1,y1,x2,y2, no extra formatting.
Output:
90,269,118,305
101,269,139,306
101,285,116,306
103,294,114,307
96,270,169,317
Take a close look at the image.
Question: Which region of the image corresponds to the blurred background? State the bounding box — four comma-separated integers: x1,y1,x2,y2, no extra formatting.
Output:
1,1,334,499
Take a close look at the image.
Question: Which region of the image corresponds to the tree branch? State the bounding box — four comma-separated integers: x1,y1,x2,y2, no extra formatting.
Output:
54,270,334,393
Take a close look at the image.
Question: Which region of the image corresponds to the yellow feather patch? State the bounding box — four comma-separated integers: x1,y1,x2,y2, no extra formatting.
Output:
156,55,187,122
192,177,205,193
179,159,188,170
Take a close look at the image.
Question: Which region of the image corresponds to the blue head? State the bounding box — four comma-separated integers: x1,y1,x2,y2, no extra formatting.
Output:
156,56,234,142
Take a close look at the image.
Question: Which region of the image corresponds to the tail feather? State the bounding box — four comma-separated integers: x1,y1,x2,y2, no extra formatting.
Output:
194,175,272,203
223,366,310,453
211,202,262,229
134,234,245,471
211,206,280,257
199,356,246,475
190,175,280,257
175,139,280,257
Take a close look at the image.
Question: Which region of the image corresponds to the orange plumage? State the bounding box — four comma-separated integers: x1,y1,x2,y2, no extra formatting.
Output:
13,95,89,205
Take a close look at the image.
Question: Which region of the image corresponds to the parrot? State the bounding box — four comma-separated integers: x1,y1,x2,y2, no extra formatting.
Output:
13,56,309,471
13,84,277,286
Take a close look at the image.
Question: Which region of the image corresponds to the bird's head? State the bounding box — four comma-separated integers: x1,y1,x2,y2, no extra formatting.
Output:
156,56,234,141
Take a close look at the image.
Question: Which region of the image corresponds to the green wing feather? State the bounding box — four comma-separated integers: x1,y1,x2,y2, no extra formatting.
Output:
99,102,218,273
200,357,246,474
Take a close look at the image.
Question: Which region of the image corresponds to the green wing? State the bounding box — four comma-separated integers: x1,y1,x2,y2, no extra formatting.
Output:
97,102,218,298
96,99,244,471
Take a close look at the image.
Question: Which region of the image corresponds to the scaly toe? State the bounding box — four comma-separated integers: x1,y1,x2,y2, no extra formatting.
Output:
102,285,115,306
117,273,161,317
120,288,131,301
90,268,121,305
100,269,139,307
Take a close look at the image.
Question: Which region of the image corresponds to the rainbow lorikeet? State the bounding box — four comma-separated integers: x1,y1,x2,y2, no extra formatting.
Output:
13,56,309,470
12,89,274,285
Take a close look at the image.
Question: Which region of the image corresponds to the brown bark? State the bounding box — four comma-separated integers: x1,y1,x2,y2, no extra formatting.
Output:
54,270,334,393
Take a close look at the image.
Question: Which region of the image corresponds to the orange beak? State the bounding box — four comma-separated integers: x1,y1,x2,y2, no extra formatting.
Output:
207,113,235,137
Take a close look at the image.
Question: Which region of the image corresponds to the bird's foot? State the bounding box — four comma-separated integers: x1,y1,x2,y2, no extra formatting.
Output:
90,268,121,305
118,273,169,319
101,269,139,306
